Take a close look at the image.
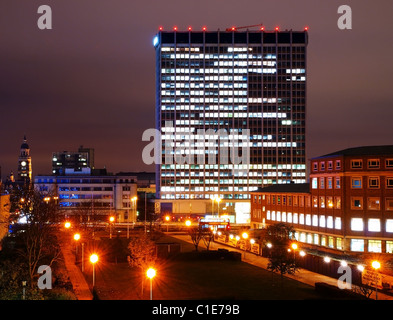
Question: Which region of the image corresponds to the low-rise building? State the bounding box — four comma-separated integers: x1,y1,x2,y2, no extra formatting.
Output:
34,168,137,222
251,145,393,256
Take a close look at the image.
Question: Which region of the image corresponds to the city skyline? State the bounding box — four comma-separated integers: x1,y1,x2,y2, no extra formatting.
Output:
1,1,393,180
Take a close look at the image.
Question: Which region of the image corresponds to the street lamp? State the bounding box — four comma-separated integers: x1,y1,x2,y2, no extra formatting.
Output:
146,267,156,300
73,233,80,258
109,216,115,239
185,220,192,227
64,221,71,229
372,260,381,300
90,254,98,288
291,243,298,262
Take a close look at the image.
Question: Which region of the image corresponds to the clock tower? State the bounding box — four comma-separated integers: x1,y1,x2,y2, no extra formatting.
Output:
17,135,32,184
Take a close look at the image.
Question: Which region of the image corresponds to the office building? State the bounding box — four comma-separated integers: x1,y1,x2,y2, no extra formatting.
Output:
251,145,393,255
17,136,32,184
153,27,308,220
52,146,95,175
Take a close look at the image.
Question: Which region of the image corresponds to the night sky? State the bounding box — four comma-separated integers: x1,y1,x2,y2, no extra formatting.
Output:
0,0,392,180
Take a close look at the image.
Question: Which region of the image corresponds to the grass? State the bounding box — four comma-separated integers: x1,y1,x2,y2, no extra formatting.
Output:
82,234,327,300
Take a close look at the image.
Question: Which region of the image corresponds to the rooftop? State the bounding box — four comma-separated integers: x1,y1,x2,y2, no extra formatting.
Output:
313,145,393,159
252,183,310,194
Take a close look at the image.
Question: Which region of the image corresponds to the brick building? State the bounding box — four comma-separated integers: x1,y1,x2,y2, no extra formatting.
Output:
251,145,393,255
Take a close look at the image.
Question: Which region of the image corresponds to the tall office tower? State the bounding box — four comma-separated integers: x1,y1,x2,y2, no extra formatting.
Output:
153,27,308,216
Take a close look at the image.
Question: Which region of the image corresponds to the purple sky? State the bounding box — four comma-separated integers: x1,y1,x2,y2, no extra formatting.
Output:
0,0,392,179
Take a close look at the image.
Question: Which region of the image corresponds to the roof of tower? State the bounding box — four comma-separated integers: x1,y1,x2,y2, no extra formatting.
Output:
21,135,29,149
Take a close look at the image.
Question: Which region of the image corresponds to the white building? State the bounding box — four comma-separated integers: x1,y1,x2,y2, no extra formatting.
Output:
34,168,137,222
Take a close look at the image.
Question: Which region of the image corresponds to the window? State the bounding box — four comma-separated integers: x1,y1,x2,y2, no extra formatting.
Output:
328,161,333,170
293,196,298,206
368,177,380,189
386,177,393,189
276,211,281,221
287,212,292,223
367,197,380,210
351,239,364,252
313,196,318,208
387,219,393,233
327,216,333,228
282,212,286,222
351,197,363,210
335,196,341,209
386,159,393,168
314,234,319,245
335,160,341,170
327,177,333,189
336,238,343,250
312,178,318,189
368,240,382,253
299,214,304,224
386,241,393,254
320,162,325,171
319,196,325,208
320,215,326,227
321,236,326,246
271,211,276,220
305,214,311,225
351,218,363,231
267,210,271,220
328,236,334,248
335,177,341,189
312,162,318,171
293,213,298,224
312,215,318,226
351,159,362,169
368,219,381,232
386,198,393,211
299,196,304,207
351,177,362,189
327,196,333,208
335,217,342,229
319,177,325,189
368,159,380,169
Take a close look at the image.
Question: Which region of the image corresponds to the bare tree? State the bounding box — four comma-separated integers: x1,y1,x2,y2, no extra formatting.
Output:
201,229,214,251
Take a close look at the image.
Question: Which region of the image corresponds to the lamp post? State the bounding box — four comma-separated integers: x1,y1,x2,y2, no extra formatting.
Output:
146,268,156,300
73,233,80,259
109,216,115,239
90,254,98,288
215,197,221,216
291,243,298,263
372,260,381,300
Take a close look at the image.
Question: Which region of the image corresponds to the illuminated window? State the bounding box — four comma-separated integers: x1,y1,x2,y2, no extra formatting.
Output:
314,234,319,245
312,215,318,226
305,214,311,226
336,238,343,250
367,197,380,210
368,219,381,232
368,240,382,253
293,213,298,224
319,215,326,227
327,177,333,189
386,198,393,211
319,196,325,208
312,178,318,189
351,239,364,252
313,196,318,208
319,177,325,189
386,241,393,254
327,196,333,208
299,214,304,224
335,177,341,189
335,196,341,209
335,217,342,229
387,219,393,233
327,216,333,228
328,236,334,248
351,218,363,231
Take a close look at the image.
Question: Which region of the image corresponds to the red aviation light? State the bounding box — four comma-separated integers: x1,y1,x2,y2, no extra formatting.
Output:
231,26,236,31
158,26,163,31
260,26,265,31
188,26,192,31
173,26,178,31
275,26,279,31
304,26,309,31
202,26,207,31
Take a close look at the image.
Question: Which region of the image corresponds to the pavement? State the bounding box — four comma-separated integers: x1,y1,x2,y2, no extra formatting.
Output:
58,238,93,300
170,233,393,300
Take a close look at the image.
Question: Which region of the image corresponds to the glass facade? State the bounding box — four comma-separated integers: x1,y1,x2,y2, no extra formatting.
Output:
154,30,308,201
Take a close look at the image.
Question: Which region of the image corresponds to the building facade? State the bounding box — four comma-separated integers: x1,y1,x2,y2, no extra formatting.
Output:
52,146,95,175
154,27,308,219
17,136,32,184
34,169,137,222
251,145,393,255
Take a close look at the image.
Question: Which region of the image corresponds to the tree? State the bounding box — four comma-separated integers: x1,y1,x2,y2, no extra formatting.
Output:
265,223,298,281
201,229,214,251
127,232,157,270
187,226,203,251
9,186,61,288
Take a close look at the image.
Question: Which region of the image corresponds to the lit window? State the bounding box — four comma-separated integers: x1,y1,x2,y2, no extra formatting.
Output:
368,240,382,253
335,177,341,189
386,241,393,254
287,212,292,223
319,196,325,208
312,215,318,226
335,196,341,209
351,177,362,189
312,178,318,189
305,214,311,226
335,217,341,229
368,219,381,232
313,196,318,208
327,216,333,228
336,238,343,250
293,213,298,224
351,239,364,252
386,219,393,232
320,215,326,228
351,218,363,231
314,234,319,245
319,177,325,189
327,177,333,189
299,214,304,224
327,196,333,208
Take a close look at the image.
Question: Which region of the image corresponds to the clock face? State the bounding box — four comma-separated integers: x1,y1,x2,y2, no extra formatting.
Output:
21,161,26,167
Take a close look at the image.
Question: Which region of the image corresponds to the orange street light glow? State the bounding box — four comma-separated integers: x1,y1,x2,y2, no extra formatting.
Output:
73,233,80,241
146,268,156,279
64,222,71,229
90,254,98,264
